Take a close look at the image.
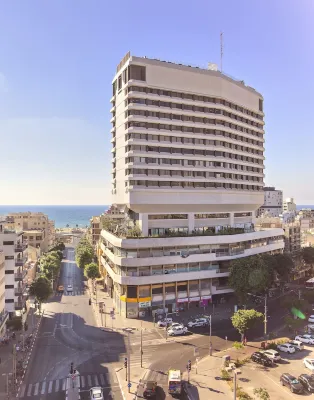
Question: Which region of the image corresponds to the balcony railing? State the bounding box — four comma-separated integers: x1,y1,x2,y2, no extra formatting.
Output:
0,311,9,328
15,287,25,296
14,270,28,281
15,243,27,252
15,257,27,267
14,302,24,310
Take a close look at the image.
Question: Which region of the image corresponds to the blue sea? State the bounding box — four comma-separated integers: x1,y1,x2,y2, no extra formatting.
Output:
0,205,109,228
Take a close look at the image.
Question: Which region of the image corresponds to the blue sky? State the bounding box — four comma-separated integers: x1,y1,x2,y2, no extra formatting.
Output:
0,0,313,205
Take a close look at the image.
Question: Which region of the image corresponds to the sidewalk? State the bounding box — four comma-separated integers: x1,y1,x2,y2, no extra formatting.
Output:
115,366,148,400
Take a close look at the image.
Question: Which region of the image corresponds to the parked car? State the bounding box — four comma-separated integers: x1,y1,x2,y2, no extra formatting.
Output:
261,349,281,362
167,323,184,330
299,374,314,393
304,358,314,371
143,381,157,398
288,340,304,351
308,324,314,332
67,284,73,292
90,387,104,400
277,343,296,354
187,318,208,328
280,373,304,393
157,317,173,327
250,352,273,367
295,335,314,345
308,315,314,323
167,326,188,336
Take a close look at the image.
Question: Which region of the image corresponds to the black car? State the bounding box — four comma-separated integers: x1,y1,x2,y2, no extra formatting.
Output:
280,373,304,394
299,374,314,393
143,381,157,398
251,352,273,367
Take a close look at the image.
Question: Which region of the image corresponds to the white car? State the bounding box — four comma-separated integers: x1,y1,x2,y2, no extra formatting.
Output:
90,386,104,399
187,318,208,328
304,358,314,371
261,349,281,362
168,322,184,330
277,343,296,354
295,335,314,345
168,326,188,336
67,284,73,292
308,315,314,323
157,317,173,327
308,324,314,332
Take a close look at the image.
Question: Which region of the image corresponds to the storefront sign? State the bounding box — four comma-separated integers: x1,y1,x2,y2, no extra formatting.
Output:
139,301,151,308
177,298,189,303
189,297,200,302
201,295,212,300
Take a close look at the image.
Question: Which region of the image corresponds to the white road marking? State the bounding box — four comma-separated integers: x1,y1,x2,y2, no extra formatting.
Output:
27,384,33,397
87,375,92,387
94,375,99,386
48,380,53,393
55,379,60,392
81,375,86,387
33,382,39,396
41,381,46,394
62,378,67,390
19,384,26,397
99,374,105,385
261,371,295,398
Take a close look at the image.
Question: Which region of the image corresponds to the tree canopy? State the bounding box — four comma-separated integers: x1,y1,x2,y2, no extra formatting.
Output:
231,309,263,337
75,238,94,269
40,250,62,281
29,276,52,303
302,247,314,264
49,241,65,252
85,263,101,280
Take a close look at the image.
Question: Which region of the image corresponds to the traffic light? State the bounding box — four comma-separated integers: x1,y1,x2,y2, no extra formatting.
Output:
70,362,74,374
124,357,127,368
187,360,191,371
89,298,91,305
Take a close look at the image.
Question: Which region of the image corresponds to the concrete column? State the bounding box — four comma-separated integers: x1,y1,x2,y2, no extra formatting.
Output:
188,213,195,233
229,212,234,227
138,213,148,236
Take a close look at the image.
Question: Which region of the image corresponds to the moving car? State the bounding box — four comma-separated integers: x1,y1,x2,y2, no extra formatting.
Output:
280,373,304,393
143,381,157,398
157,317,172,327
261,349,281,362
250,352,273,367
308,315,314,323
304,358,314,371
187,318,208,328
295,334,314,345
277,343,296,354
90,386,104,399
299,374,314,393
67,284,73,292
58,285,64,293
288,340,304,351
167,326,188,336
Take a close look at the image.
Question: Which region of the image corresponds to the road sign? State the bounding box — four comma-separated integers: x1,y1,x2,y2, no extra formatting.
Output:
128,383,132,388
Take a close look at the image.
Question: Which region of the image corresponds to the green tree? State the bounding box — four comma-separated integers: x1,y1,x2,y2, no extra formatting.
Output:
302,247,314,264
231,309,263,339
29,276,52,303
40,251,61,280
272,253,294,280
284,316,305,331
75,238,94,268
85,263,101,280
253,388,270,400
248,268,272,294
49,241,65,252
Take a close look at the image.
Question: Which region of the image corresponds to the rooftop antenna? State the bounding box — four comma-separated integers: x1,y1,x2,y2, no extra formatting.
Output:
220,31,224,73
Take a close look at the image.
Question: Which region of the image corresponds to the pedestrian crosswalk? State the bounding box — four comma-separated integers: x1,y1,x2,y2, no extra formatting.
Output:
127,344,160,368
19,372,118,398
55,290,85,296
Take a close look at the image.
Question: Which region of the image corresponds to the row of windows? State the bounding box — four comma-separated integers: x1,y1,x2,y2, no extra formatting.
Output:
126,146,263,165
126,180,262,191
125,131,263,148
126,156,263,172
127,102,263,130
113,65,146,94
147,213,251,220
126,168,263,182
127,86,263,118
148,214,188,220
126,120,263,139
126,141,263,157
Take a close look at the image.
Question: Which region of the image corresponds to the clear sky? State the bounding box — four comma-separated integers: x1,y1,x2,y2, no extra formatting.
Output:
0,0,313,205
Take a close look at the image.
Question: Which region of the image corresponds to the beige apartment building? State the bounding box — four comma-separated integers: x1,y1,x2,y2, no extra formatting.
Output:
90,216,101,247
0,248,8,338
99,54,285,318
6,212,55,253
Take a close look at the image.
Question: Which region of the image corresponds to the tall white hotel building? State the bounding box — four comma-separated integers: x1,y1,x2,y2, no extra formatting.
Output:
100,53,285,318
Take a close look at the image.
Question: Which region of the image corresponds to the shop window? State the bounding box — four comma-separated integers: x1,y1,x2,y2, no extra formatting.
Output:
152,286,163,295
127,286,137,298
139,286,150,298
165,285,175,293
177,283,187,292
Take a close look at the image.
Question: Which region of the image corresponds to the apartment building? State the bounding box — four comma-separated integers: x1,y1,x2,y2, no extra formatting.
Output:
0,219,28,316
258,187,283,217
6,212,54,253
283,197,297,214
90,216,101,247
0,248,8,338
100,54,284,318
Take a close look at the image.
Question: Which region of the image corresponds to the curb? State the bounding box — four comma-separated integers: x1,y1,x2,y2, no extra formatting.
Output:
15,310,44,398
115,368,148,400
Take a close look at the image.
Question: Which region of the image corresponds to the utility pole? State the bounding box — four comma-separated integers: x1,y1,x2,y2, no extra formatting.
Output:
209,315,212,356
140,321,143,368
220,31,224,73
127,332,131,393
264,294,268,337
104,305,106,328
12,344,16,391
233,371,237,400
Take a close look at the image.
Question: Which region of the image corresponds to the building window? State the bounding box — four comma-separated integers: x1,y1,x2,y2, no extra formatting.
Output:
5,299,14,303
5,285,14,289
3,241,14,245
259,99,263,112
5,256,14,260
129,65,146,81
5,270,14,274
118,75,122,91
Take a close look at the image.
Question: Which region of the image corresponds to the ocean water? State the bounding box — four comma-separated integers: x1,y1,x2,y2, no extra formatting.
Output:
0,205,108,228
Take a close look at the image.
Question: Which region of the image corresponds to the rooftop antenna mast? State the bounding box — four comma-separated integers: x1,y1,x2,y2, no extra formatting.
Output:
220,31,224,73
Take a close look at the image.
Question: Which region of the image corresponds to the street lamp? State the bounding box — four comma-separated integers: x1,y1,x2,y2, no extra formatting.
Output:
247,293,268,338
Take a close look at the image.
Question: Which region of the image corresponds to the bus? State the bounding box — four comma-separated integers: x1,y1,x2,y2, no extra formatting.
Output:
306,278,314,289
168,369,182,396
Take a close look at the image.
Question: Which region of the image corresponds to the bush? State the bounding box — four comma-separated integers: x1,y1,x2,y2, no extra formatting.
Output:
234,357,250,367
237,388,253,400
221,369,231,381
233,341,244,350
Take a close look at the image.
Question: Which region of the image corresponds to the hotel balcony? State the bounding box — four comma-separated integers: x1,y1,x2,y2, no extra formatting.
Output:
14,302,24,310
15,243,27,252
15,257,27,267
15,286,26,296
15,270,28,281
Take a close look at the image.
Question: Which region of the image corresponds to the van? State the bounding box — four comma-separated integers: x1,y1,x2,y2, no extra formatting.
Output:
288,340,304,351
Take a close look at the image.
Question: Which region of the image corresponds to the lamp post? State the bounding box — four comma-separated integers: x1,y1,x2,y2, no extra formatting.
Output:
247,293,268,338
